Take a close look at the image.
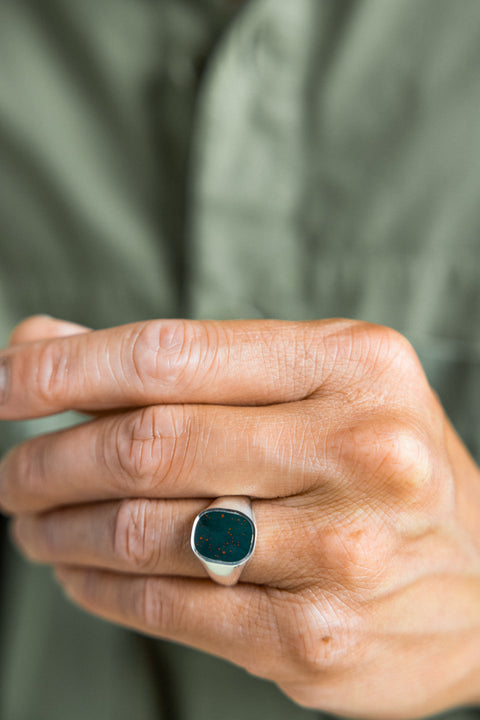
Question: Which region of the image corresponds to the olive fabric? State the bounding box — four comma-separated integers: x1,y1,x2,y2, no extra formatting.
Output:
0,0,480,718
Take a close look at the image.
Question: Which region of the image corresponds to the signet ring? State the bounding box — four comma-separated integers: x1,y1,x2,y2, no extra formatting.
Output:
190,496,256,586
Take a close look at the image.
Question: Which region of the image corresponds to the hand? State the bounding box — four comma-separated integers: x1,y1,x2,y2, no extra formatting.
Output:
1,315,480,719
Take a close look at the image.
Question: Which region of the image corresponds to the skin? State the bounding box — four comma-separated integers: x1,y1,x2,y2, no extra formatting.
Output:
1,314,480,719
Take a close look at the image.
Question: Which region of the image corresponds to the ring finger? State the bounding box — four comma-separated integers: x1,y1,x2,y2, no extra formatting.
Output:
11,497,306,588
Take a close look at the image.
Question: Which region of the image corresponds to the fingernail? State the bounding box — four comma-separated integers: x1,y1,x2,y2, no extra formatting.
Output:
0,358,9,403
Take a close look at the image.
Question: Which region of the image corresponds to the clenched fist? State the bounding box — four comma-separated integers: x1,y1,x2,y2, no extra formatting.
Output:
1,315,480,719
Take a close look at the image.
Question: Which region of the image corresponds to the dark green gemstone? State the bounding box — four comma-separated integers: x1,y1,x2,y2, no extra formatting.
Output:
194,509,254,563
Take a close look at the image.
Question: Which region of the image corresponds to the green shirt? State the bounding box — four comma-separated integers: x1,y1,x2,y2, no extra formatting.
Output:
1,1,480,717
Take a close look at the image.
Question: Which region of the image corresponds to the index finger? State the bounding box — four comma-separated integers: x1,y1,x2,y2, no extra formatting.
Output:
0,317,360,420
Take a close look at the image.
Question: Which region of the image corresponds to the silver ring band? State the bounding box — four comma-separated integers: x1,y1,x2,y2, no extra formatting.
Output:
191,496,256,586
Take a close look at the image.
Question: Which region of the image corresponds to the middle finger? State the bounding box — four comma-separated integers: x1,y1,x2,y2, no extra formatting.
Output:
0,401,336,514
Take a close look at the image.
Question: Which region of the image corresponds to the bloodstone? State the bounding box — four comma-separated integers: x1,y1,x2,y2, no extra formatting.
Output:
194,509,254,563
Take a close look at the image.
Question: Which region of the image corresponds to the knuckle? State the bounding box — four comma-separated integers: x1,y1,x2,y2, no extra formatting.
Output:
333,418,433,496
34,514,60,559
357,322,411,358
34,342,70,405
306,321,424,396
114,499,160,572
130,319,192,388
135,578,191,634
114,409,161,486
269,591,353,678
135,577,165,630
360,324,420,378
112,406,195,492
298,617,356,679
384,426,434,494
319,518,389,587
290,634,345,679
130,319,224,395
293,503,389,589
13,446,35,502
0,443,44,513
336,322,420,383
